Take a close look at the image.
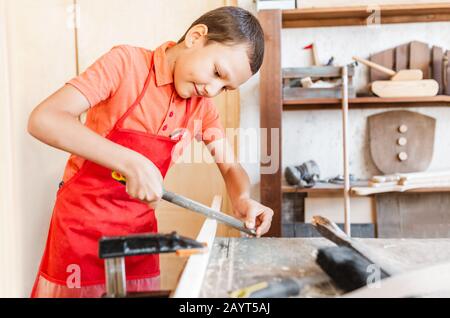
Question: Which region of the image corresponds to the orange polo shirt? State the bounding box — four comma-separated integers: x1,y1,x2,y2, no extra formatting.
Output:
63,41,224,182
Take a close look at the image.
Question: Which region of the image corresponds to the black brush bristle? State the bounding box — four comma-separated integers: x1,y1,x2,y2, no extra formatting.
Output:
316,246,388,292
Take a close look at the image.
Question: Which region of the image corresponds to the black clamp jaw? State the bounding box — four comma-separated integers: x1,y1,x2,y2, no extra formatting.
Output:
99,232,205,298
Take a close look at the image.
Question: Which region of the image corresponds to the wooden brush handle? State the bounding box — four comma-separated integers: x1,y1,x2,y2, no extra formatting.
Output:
353,56,396,76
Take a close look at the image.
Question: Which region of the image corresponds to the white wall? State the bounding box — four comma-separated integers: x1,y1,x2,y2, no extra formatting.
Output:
238,0,450,198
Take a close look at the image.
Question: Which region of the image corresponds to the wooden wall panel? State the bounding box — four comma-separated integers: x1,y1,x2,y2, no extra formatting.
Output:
0,0,19,298
1,0,76,297
259,10,282,237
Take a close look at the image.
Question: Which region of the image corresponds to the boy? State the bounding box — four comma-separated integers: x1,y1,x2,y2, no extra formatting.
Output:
28,6,273,298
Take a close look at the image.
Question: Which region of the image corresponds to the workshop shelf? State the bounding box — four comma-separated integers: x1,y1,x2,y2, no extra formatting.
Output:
258,7,450,236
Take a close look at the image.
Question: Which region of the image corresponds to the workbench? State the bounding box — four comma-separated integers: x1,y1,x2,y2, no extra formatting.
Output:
199,238,450,298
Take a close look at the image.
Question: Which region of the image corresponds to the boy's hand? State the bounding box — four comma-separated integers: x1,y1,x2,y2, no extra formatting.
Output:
122,153,163,209
234,198,274,237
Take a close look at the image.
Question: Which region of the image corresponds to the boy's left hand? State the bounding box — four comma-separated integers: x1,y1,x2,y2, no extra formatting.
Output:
234,198,274,237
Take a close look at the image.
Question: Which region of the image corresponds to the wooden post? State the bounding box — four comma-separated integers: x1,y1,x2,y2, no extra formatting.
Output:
341,66,351,236
259,10,282,237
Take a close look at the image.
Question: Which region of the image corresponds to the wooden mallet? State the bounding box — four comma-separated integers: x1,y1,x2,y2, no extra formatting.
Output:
352,56,423,81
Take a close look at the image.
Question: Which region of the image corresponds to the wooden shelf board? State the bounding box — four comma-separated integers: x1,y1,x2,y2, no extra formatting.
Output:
282,3,450,28
283,95,450,110
283,182,450,196
282,182,360,196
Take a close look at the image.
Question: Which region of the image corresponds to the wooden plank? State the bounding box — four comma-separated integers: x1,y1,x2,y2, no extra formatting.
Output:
370,48,395,82
284,87,356,99
410,41,430,79
259,10,282,237
283,66,354,78
172,196,221,298
341,66,351,236
395,43,409,72
283,95,450,110
282,3,450,28
431,46,444,95
375,193,401,238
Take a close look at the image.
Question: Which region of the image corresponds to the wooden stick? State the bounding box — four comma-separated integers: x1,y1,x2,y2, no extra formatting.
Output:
312,216,402,276
312,42,320,66
171,196,221,298
343,262,450,298
353,56,396,76
341,66,351,236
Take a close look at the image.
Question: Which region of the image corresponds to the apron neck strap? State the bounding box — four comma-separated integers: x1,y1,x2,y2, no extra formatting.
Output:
114,53,155,129
114,52,192,131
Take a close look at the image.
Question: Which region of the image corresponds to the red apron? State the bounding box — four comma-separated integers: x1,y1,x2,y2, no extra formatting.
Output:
31,56,190,297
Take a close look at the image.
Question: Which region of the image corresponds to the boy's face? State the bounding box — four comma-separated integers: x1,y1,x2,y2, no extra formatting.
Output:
172,25,253,99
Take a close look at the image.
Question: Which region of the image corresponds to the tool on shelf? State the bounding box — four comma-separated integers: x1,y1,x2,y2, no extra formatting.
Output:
99,232,206,298
284,160,320,188
111,171,257,236
303,42,320,66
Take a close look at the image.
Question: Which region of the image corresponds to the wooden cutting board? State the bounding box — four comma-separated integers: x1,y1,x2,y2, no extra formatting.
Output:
368,110,436,174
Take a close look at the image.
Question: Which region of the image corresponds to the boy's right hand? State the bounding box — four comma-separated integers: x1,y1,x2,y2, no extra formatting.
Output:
122,153,163,209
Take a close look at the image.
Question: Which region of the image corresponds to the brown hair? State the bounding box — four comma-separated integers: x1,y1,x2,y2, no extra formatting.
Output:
179,6,265,75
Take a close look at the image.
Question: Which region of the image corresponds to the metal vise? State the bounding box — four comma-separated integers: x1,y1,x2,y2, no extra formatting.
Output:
99,232,205,298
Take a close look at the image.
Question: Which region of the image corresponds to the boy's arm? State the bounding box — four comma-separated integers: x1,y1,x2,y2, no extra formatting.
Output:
28,84,163,206
207,139,273,237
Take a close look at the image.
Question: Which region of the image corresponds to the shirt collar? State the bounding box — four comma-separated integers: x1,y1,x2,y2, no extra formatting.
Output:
153,41,177,87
